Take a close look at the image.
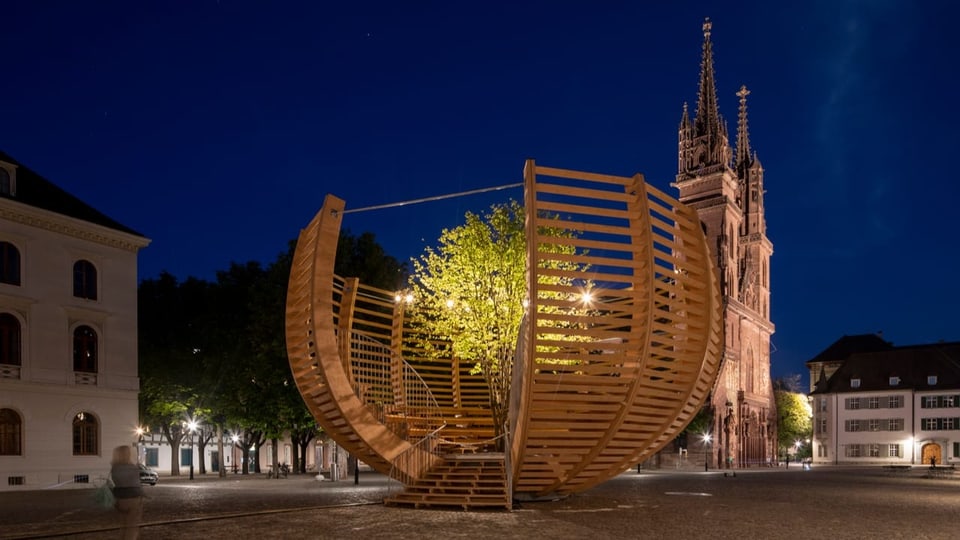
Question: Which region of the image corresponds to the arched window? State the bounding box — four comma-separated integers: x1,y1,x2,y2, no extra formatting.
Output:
0,313,20,366
72,411,98,455
0,408,21,455
73,325,97,373
73,260,97,300
0,242,19,286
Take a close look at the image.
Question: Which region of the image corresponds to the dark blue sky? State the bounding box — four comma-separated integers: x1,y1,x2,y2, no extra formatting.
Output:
3,1,958,382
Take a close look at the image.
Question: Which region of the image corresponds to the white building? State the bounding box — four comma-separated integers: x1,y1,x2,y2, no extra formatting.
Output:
808,336,960,466
0,150,149,490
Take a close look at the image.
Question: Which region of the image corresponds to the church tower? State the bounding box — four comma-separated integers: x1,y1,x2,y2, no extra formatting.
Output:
674,18,776,468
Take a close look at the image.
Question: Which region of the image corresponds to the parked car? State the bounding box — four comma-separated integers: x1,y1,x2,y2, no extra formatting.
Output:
139,464,159,486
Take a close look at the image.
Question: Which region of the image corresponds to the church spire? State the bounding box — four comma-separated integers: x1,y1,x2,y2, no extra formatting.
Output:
735,85,752,170
694,18,722,143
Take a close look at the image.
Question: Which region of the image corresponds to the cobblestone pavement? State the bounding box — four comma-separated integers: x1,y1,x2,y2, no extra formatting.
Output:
2,466,959,539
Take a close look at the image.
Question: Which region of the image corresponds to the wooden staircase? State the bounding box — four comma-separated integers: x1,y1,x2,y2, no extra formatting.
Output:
384,453,511,511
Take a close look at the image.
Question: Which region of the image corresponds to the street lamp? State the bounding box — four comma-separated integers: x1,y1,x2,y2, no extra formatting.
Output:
231,434,240,474
187,419,198,480
703,433,712,472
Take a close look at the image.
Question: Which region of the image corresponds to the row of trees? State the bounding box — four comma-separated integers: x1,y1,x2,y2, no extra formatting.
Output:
138,230,406,476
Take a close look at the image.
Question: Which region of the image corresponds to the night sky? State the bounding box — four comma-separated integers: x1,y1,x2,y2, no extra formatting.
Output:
3,1,958,382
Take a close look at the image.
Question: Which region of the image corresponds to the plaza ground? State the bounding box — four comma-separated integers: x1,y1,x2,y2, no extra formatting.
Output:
1,466,958,539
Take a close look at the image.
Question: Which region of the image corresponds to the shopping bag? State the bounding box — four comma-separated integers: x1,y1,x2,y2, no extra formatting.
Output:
94,480,115,508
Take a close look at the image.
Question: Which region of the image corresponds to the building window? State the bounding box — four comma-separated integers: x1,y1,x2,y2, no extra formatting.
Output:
145,447,159,467
889,444,900,458
72,260,97,300
818,397,827,412
73,325,98,373
954,442,960,458
943,418,956,430
868,397,880,409
72,411,98,455
0,313,20,366
869,419,880,432
851,378,861,388
869,444,880,458
846,398,860,410
923,396,938,409
817,418,827,434
818,445,827,458
0,168,10,195
922,418,938,431
888,395,903,408
846,445,862,457
0,242,20,286
846,420,861,432
0,408,22,455
889,376,900,386
888,418,903,431
928,375,938,385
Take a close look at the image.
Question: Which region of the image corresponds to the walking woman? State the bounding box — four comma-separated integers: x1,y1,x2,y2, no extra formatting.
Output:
110,445,143,539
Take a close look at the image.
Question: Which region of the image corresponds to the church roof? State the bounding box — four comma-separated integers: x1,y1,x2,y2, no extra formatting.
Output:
0,149,144,237
810,341,960,395
806,333,894,366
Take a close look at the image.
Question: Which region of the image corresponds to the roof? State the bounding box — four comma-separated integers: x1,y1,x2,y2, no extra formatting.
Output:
810,342,960,395
0,149,145,237
806,333,894,366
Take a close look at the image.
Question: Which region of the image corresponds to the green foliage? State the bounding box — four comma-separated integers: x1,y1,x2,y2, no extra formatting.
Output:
774,376,813,457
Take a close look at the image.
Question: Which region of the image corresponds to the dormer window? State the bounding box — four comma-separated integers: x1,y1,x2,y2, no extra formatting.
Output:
0,167,10,196
928,375,938,385
851,378,861,388
889,376,900,386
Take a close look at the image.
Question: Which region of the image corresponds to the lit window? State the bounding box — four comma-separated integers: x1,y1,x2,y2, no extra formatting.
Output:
72,412,98,455
0,242,20,286
72,260,97,300
851,378,861,388
0,408,22,455
73,326,97,373
0,313,20,366
889,376,900,386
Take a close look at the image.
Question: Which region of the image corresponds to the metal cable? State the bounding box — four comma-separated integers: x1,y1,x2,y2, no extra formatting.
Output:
342,183,523,214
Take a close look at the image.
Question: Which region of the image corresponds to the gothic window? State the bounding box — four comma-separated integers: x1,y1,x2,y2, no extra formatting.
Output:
73,260,97,300
73,325,97,373
0,242,20,286
72,411,98,455
0,408,21,455
0,313,20,366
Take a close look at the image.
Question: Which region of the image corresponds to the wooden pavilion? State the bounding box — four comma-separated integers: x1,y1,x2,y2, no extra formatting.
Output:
285,160,723,510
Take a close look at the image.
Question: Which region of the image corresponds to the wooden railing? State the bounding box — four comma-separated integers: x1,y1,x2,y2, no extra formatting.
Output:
387,424,447,491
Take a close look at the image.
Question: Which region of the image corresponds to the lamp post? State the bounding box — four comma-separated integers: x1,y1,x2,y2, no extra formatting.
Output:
703,433,712,472
231,434,240,474
187,420,198,480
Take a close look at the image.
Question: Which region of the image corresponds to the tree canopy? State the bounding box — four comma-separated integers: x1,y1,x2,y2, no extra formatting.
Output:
774,376,812,458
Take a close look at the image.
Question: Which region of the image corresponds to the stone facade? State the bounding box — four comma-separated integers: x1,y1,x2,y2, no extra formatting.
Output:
0,151,149,489
673,19,776,467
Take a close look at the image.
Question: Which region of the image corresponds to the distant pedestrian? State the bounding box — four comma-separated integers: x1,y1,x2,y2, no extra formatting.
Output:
110,445,143,539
